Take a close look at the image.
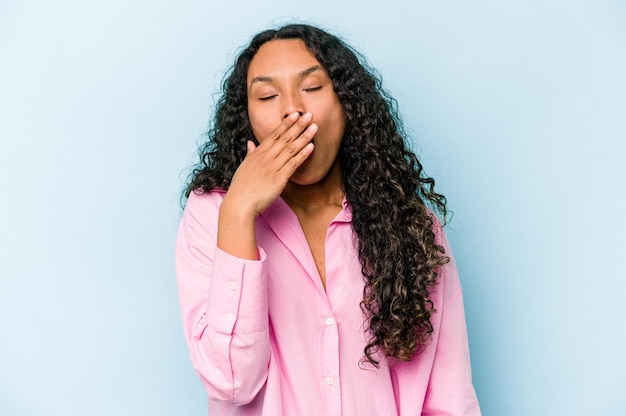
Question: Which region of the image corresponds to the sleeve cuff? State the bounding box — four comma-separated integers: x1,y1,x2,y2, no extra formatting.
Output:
206,247,268,334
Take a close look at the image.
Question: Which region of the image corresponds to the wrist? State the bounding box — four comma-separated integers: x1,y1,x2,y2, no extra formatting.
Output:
217,198,259,260
219,194,259,224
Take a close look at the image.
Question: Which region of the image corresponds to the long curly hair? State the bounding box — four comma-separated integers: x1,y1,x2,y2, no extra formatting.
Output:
186,24,449,366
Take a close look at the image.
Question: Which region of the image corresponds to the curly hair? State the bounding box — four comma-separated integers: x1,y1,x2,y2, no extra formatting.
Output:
186,24,449,366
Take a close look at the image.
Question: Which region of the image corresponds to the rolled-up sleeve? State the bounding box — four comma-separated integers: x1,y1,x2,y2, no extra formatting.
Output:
175,191,270,405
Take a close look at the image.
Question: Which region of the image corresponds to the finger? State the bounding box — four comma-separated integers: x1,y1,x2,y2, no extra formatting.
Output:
280,112,313,144
261,114,314,163
262,112,301,146
276,122,318,166
262,112,313,154
280,142,315,176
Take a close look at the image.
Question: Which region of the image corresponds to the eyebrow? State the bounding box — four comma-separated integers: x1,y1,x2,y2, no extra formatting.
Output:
249,65,323,90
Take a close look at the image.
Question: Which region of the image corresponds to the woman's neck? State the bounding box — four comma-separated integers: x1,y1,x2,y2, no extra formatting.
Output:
281,163,344,213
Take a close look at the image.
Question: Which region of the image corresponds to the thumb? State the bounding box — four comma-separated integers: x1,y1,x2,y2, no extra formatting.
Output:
246,140,257,155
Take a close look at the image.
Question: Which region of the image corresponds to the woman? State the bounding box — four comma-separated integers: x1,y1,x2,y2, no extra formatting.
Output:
176,24,481,415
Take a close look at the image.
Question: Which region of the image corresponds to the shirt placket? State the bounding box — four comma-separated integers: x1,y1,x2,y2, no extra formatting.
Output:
320,304,341,415
319,220,345,415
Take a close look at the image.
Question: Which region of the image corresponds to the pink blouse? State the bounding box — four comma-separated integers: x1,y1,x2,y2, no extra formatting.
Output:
175,190,481,415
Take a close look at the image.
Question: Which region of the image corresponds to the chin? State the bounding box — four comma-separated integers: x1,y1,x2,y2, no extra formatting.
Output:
288,169,326,186
288,176,321,186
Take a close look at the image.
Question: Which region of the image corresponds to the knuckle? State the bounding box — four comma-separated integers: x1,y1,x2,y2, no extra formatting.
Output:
269,131,281,141
286,158,298,170
280,131,294,142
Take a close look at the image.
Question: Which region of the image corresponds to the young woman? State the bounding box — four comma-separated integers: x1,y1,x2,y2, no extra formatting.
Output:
176,24,481,415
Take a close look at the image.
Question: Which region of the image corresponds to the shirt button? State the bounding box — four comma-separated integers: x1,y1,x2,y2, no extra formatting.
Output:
326,317,335,325
326,377,335,385
225,313,234,322
228,282,237,291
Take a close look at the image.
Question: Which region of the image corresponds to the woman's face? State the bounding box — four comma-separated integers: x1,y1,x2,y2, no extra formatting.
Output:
246,39,346,186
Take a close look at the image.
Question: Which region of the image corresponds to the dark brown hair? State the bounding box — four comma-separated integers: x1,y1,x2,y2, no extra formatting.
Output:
186,24,449,366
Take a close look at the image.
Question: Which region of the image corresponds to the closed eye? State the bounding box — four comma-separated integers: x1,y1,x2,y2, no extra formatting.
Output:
303,86,322,92
259,95,277,101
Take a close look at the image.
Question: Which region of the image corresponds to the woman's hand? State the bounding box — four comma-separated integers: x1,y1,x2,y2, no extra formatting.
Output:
217,112,316,259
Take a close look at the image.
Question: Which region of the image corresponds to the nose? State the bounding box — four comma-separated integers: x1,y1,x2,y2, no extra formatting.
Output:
283,111,304,119
282,90,305,119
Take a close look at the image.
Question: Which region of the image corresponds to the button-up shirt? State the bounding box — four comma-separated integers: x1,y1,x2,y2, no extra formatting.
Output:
175,190,481,415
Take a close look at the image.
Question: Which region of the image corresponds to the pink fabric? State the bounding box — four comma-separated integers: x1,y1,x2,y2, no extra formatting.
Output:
175,190,481,415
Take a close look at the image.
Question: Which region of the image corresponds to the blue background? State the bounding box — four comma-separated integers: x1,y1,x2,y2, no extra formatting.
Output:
1,1,625,415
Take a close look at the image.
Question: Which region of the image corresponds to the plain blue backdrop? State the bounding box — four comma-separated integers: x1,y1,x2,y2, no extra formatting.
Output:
1,0,625,415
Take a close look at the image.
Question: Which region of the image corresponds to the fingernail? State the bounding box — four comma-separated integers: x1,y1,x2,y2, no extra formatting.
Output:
302,112,313,122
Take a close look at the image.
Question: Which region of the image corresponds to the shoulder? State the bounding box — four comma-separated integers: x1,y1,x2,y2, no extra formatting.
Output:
429,213,464,307
177,189,226,248
185,188,226,210
183,189,227,222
